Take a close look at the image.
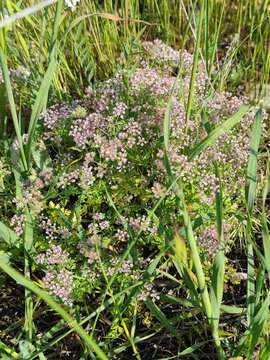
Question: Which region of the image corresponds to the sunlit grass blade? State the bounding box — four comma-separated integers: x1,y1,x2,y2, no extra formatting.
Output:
245,109,262,326
24,210,34,342
0,0,57,30
237,292,270,358
145,299,180,340
185,0,205,134
245,109,263,214
0,82,6,140
210,164,225,359
0,48,28,171
29,282,144,359
262,159,270,279
26,45,57,165
179,339,212,356
163,98,220,353
189,105,250,160
0,260,108,360
0,221,20,247
164,100,212,309
0,339,19,359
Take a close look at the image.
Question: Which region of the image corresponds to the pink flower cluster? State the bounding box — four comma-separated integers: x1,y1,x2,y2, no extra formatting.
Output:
138,282,160,302
37,244,69,265
199,223,231,258
10,214,25,236
129,215,158,235
69,113,106,148
39,217,70,241
43,269,73,305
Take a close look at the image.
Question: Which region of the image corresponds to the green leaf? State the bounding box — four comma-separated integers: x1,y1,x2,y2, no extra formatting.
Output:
189,105,250,160
0,222,20,247
262,160,270,279
0,82,6,140
0,48,28,171
179,340,211,356
245,109,262,214
26,46,57,165
238,292,270,357
0,251,10,264
245,109,262,326
145,299,180,340
0,261,108,360
210,163,225,358
163,97,173,152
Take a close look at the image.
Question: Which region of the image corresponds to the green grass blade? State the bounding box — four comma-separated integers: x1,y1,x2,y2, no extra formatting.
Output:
179,340,211,356
164,113,212,326
0,339,19,359
0,260,108,360
185,0,205,134
0,82,7,140
29,282,143,359
262,159,270,279
245,109,263,214
245,109,262,326
26,46,57,165
164,103,212,319
189,105,250,160
0,0,57,29
210,164,225,359
0,48,28,171
237,292,270,358
24,210,34,342
0,221,20,247
145,299,180,340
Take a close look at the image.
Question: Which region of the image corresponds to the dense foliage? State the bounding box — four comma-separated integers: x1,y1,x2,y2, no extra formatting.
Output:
0,1,270,359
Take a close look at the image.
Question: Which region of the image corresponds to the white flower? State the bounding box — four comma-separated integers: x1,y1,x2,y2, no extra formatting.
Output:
65,0,80,11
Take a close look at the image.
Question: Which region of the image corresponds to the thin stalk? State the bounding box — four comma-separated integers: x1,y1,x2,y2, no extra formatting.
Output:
0,48,28,171
0,340,19,359
24,210,34,342
185,0,205,135
0,261,108,360
245,109,263,325
204,0,209,72
51,0,63,48
165,154,224,358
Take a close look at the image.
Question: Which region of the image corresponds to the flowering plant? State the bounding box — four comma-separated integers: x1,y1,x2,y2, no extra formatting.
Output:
5,40,267,306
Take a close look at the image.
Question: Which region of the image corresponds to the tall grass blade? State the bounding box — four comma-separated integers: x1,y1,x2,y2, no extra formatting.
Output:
26,46,57,165
245,109,262,325
0,339,19,359
163,98,221,354
189,105,250,160
210,165,225,359
262,159,270,279
0,48,28,170
185,0,205,134
0,82,6,140
237,292,270,358
245,109,263,213
0,221,20,247
145,300,180,340
0,260,108,360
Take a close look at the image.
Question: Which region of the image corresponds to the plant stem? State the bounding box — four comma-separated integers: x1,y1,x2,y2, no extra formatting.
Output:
185,0,205,135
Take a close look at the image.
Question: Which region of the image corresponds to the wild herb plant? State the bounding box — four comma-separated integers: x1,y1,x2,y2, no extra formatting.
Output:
0,1,269,359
